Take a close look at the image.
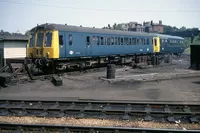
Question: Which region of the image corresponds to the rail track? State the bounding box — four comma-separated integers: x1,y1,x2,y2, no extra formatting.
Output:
0,123,199,133
0,100,199,123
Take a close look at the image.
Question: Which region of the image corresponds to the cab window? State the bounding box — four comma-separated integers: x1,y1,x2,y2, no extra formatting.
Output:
154,38,157,46
36,33,44,47
29,33,35,47
44,32,52,47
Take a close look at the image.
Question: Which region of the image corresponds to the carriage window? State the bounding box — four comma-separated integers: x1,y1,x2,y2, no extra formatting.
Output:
69,34,72,45
121,38,124,45
104,37,107,45
136,39,140,45
143,38,146,45
44,32,52,47
92,36,96,45
101,37,104,45
111,37,114,45
59,35,63,46
124,37,129,45
107,37,111,45
118,37,121,45
132,38,136,45
87,36,90,45
129,38,131,45
97,36,100,45
115,37,117,45
29,33,35,47
147,38,149,45
36,32,44,47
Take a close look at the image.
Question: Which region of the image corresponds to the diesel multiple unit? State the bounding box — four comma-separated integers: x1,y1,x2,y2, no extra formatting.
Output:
28,23,185,73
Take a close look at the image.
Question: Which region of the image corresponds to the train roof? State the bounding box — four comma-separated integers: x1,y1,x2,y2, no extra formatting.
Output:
30,23,152,37
151,33,184,40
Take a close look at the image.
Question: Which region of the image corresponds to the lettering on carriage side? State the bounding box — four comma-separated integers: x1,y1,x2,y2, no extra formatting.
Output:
69,50,74,55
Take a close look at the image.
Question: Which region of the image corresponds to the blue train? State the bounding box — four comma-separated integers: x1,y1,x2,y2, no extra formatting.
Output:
28,23,185,73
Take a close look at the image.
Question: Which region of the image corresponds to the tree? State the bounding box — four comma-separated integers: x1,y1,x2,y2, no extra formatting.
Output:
113,23,117,29
179,26,187,31
108,24,111,29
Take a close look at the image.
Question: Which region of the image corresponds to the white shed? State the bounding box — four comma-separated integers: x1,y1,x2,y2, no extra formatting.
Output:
0,34,28,67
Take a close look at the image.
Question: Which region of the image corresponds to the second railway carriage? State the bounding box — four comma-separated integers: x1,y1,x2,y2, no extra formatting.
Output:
28,23,160,73
151,34,185,55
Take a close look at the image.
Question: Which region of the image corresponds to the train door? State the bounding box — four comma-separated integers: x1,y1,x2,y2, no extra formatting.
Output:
85,35,92,56
153,37,160,53
59,32,66,58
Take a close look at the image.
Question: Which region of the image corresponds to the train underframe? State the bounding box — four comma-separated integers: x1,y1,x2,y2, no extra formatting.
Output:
32,53,173,74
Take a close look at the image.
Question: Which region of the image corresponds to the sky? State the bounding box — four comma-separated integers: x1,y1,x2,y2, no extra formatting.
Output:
0,0,200,33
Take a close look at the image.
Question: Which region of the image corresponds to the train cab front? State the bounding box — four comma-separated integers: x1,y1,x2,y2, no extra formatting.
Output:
27,27,59,73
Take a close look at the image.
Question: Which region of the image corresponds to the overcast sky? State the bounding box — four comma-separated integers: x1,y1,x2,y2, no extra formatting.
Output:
0,0,200,33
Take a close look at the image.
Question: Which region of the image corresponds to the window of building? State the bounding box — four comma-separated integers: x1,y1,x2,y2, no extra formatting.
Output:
69,34,73,45
121,38,124,45
107,37,111,45
36,32,44,47
97,36,100,45
29,33,35,47
101,37,104,45
111,37,114,45
86,36,90,45
44,32,52,47
92,36,96,45
124,37,129,45
59,35,63,46
118,37,121,45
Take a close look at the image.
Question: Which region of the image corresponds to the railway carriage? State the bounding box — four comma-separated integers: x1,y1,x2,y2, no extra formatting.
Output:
27,23,184,73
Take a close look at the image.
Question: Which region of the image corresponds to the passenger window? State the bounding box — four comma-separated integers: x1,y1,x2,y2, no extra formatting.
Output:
147,38,149,45
111,37,114,45
101,37,104,45
121,38,124,45
86,36,90,45
129,38,131,45
137,39,139,45
97,36,100,45
69,34,72,45
115,37,118,45
104,37,107,45
132,38,136,45
143,39,146,45
92,36,96,45
124,37,129,45
118,37,121,45
59,35,63,46
107,37,111,45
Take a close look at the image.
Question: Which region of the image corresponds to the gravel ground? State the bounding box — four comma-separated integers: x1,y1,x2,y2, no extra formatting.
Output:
0,116,199,130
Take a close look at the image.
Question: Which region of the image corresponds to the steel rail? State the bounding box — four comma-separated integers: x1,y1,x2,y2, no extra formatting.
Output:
0,123,199,133
0,100,199,123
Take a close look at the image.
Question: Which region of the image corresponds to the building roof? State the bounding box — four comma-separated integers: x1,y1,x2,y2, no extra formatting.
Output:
30,23,153,37
0,34,28,41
